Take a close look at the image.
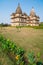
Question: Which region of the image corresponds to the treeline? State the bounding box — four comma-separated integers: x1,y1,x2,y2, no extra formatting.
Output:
0,22,43,29
39,22,43,26
0,23,11,27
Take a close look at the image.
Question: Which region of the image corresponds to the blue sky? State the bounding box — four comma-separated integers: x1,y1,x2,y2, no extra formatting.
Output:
0,0,43,24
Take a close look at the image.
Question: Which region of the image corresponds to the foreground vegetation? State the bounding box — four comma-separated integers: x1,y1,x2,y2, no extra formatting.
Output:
0,35,43,65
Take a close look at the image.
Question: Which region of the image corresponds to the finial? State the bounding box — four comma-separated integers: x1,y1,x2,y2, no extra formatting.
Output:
32,7,34,9
18,3,20,7
32,7,34,10
32,6,34,12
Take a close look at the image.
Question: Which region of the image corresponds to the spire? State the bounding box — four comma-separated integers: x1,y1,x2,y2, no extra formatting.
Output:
31,7,35,12
18,3,20,7
30,7,36,16
15,3,22,14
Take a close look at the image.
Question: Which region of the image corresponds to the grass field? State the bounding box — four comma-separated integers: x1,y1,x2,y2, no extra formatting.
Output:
0,27,43,62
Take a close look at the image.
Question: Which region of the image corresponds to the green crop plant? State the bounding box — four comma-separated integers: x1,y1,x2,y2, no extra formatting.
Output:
9,42,17,54
16,47,25,56
0,35,4,42
36,52,41,62
28,51,36,65
15,54,24,65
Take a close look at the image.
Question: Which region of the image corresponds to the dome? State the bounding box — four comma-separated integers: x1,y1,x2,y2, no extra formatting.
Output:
23,13,27,16
16,3,22,14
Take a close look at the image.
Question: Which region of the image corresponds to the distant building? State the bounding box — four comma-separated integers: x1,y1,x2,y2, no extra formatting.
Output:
11,4,40,26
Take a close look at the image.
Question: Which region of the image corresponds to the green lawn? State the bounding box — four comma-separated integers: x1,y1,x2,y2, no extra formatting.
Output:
0,27,43,61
